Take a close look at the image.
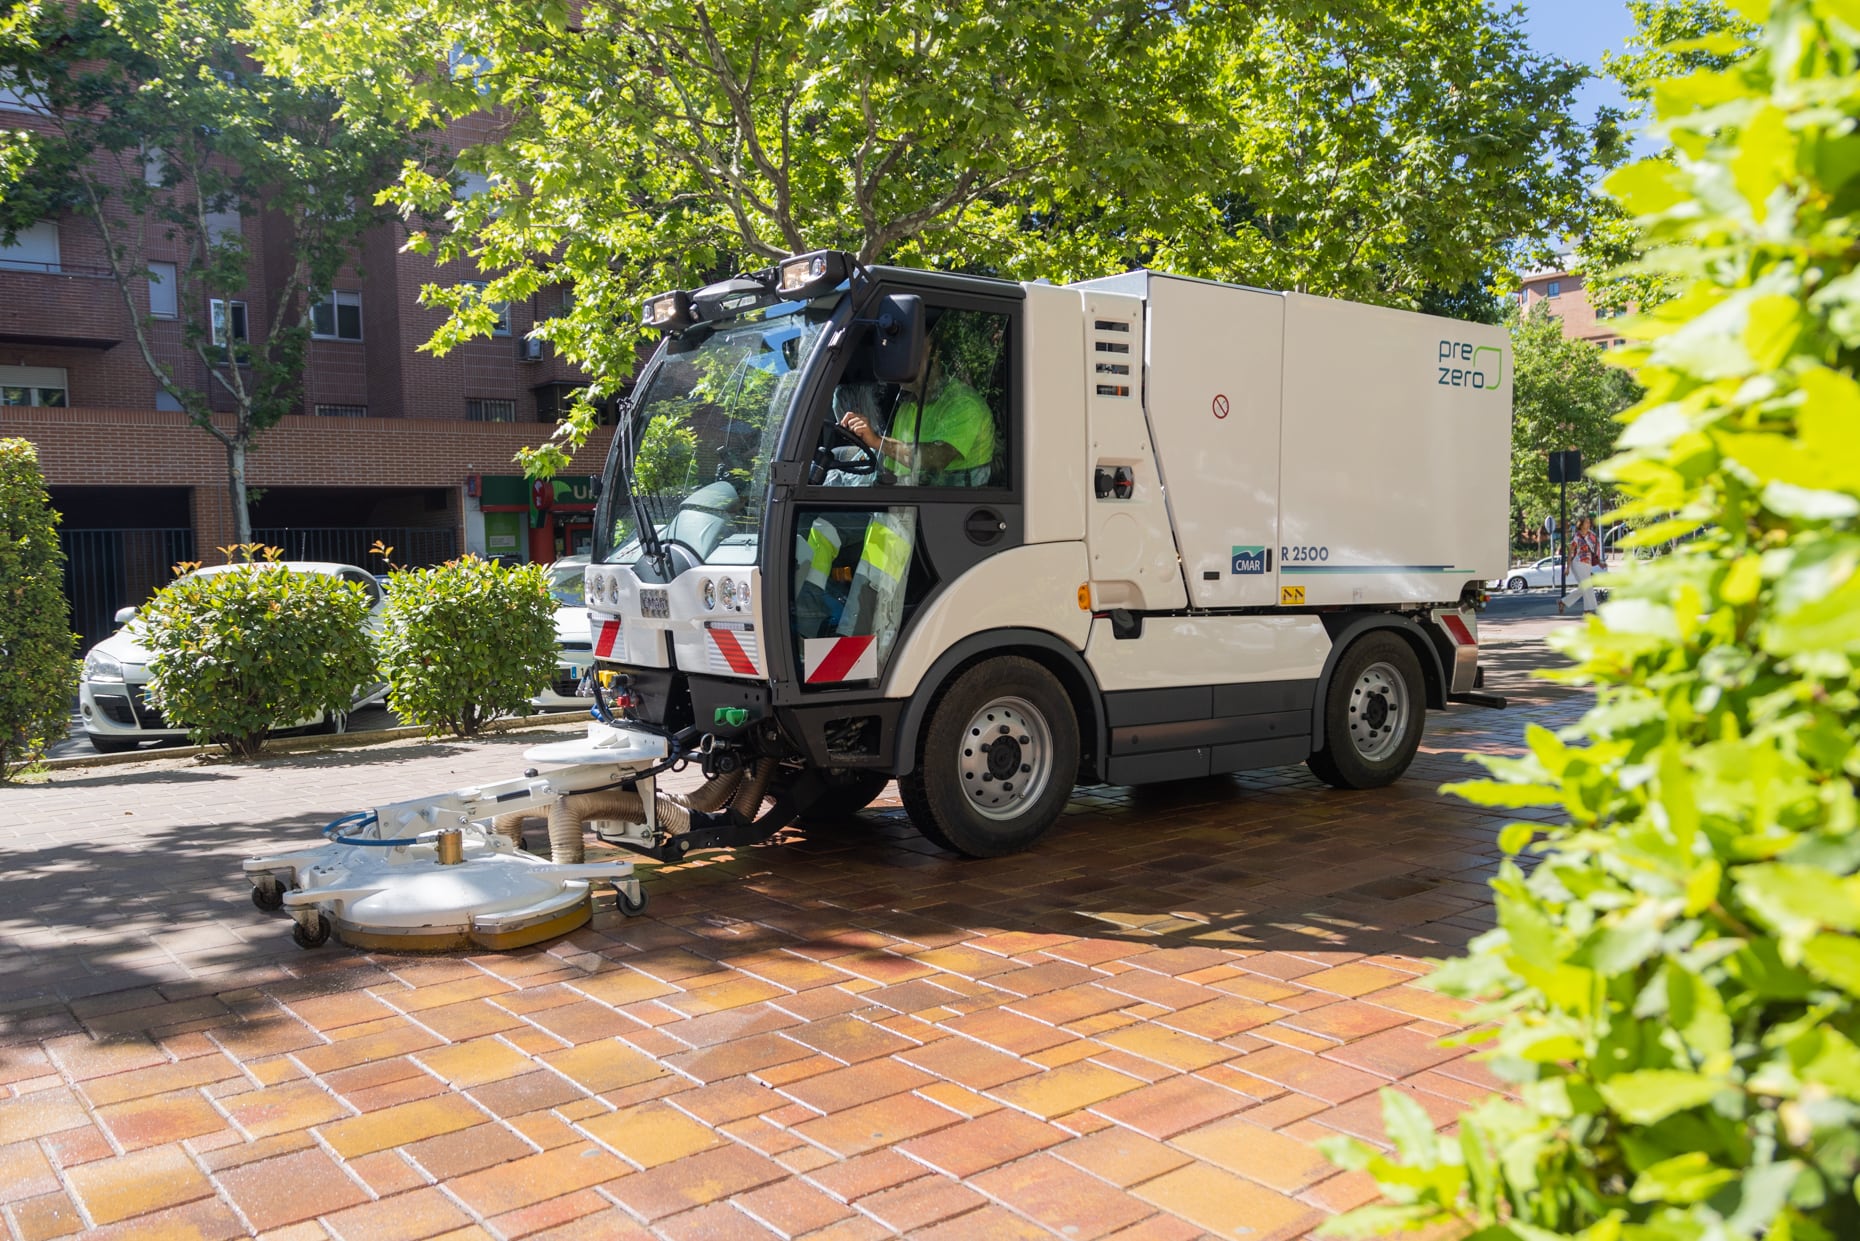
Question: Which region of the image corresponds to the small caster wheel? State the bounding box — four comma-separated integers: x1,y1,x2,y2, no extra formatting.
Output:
291,914,331,949
251,883,284,912
616,884,647,917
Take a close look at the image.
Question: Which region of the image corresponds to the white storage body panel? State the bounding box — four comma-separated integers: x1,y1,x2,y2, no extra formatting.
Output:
1020,283,1090,546
1083,613,1331,693
1277,293,1510,606
1143,276,1284,608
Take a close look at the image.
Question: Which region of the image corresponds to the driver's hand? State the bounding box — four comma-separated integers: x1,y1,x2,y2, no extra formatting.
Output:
838,411,879,450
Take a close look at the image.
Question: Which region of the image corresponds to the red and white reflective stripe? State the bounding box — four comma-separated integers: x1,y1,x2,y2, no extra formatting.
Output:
593,619,622,658
709,627,758,676
1439,612,1476,647
803,634,877,683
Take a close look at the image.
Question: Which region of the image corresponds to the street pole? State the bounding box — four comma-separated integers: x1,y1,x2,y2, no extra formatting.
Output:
1558,480,1568,596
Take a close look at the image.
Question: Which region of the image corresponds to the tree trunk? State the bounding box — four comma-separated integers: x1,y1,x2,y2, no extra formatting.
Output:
225,436,253,548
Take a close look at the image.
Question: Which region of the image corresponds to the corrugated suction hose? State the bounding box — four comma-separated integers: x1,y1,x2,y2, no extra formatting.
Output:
538,767,760,864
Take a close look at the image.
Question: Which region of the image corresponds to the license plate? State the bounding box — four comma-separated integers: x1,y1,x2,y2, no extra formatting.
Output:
639,588,670,619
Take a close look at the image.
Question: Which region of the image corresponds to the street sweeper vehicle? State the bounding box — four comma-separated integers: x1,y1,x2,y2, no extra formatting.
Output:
247,250,1510,950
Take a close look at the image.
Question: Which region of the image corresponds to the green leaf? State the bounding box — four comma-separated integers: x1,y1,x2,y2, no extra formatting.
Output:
1628,1150,1738,1204
1597,1070,1727,1124
1802,934,1860,996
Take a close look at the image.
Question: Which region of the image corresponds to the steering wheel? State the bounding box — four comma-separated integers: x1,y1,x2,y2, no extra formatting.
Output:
819,420,880,476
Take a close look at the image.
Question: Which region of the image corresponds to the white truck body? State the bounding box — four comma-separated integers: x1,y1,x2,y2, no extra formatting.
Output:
583,257,1511,856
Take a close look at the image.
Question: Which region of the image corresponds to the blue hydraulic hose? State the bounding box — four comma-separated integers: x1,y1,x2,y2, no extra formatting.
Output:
322,809,425,848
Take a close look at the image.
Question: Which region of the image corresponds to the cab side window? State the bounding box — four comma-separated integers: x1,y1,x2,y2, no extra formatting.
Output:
821,305,1012,489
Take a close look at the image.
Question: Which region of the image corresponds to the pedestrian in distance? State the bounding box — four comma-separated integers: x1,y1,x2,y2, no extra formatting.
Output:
1557,515,1604,615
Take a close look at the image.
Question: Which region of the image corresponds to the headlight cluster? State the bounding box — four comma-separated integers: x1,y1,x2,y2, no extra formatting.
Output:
83,651,125,682
700,576,752,613
586,569,622,608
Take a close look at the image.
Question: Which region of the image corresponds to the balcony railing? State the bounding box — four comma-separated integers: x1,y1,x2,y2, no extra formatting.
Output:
0,263,128,347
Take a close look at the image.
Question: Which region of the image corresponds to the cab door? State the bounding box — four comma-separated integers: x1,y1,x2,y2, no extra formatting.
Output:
763,279,1025,765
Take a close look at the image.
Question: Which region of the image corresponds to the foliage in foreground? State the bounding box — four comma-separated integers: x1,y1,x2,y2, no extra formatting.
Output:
376,556,556,739
0,439,76,780
1323,1,1860,1237
142,549,375,759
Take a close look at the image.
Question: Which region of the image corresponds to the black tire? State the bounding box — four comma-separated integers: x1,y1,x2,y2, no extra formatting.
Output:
291,914,331,949
1507,575,1528,592
897,656,1079,858
311,709,348,737
1306,632,1426,790
86,734,142,754
251,883,285,912
796,769,891,827
617,884,647,916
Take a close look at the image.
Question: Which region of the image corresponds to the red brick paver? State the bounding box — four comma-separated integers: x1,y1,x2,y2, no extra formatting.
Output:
0,624,1579,1236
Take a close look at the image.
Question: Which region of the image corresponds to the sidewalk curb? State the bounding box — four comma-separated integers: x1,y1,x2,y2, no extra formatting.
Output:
36,711,591,773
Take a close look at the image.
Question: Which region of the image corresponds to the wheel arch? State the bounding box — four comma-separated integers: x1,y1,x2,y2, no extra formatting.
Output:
893,628,1104,780
1311,613,1446,753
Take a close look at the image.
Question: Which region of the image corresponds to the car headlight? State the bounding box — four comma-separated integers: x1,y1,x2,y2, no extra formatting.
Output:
701,578,717,610
84,651,124,682
719,577,737,611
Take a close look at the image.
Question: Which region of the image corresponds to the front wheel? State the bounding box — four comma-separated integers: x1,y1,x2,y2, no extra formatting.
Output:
1306,632,1425,790
899,656,1079,858
87,734,141,755
1507,575,1528,592
796,768,891,827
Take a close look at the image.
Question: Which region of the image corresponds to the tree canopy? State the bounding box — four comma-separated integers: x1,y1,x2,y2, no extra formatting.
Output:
251,0,1615,472
0,0,418,541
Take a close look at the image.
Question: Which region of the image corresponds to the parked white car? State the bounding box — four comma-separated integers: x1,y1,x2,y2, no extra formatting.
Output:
1489,555,1565,592
532,555,595,712
78,562,390,754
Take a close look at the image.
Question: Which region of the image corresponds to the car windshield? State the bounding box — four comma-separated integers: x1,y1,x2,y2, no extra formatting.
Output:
547,561,586,606
597,296,839,566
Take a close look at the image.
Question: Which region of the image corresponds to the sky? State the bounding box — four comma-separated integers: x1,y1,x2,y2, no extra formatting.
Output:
1517,0,1641,131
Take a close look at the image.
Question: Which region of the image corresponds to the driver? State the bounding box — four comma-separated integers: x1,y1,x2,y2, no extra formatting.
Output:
837,344,994,487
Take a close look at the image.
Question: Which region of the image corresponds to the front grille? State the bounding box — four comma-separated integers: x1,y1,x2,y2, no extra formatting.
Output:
130,686,168,729
552,672,591,698
94,694,135,726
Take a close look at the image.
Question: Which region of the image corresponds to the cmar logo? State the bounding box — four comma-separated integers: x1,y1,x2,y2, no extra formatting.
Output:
1438,340,1504,391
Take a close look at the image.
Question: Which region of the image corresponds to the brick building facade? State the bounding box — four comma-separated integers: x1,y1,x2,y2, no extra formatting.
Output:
0,96,619,645
1517,258,1629,347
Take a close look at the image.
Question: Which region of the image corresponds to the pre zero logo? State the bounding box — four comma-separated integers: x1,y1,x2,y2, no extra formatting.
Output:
1438,340,1504,391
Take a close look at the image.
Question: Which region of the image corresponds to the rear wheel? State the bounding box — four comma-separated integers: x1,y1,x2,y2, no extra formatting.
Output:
87,734,141,754
899,657,1078,858
1306,632,1425,790
1507,575,1528,592
796,768,891,827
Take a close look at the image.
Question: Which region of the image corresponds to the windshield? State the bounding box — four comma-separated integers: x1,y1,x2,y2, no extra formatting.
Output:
598,297,839,566
547,560,586,606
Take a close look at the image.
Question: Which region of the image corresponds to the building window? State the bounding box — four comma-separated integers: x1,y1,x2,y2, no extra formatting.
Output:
155,389,185,411
0,72,48,115
0,220,59,273
466,281,511,335
466,398,516,422
1546,280,1561,297
311,290,363,341
210,298,248,345
148,262,177,318
315,404,368,418
0,365,68,407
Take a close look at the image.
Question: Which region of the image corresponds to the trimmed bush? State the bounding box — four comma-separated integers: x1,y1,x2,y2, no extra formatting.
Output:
0,439,77,780
376,555,556,737
141,550,376,759
1324,3,1860,1239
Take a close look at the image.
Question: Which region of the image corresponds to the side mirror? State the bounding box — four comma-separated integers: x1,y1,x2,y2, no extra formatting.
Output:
113,607,136,626
872,293,926,385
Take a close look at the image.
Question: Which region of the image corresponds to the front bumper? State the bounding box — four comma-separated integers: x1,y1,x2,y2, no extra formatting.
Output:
78,677,185,742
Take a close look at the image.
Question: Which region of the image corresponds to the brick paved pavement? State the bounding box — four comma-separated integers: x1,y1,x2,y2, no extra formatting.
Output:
0,620,1586,1239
